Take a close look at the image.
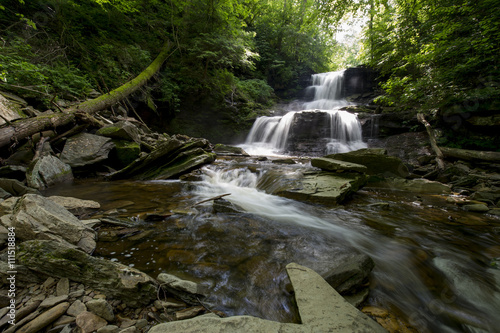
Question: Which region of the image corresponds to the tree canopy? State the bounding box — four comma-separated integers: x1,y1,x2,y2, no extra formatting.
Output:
1,0,499,131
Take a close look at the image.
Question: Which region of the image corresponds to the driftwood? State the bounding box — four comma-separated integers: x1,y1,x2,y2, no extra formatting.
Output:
0,41,174,150
417,113,445,170
439,147,500,163
191,193,231,207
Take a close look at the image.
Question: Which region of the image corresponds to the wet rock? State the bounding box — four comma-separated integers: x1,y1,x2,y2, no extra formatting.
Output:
368,178,452,194
311,157,368,173
157,273,206,304
272,158,296,165
16,302,69,333
76,311,108,333
149,263,386,333
462,204,490,213
278,171,367,205
213,144,249,156
26,155,73,189
86,299,115,322
0,194,96,253
213,198,245,214
96,121,141,143
48,196,101,215
320,253,374,294
327,148,410,178
60,133,115,168
18,240,157,307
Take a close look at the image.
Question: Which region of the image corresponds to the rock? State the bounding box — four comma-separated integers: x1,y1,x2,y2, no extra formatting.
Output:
0,194,96,253
157,273,206,304
369,178,452,194
272,158,296,165
213,144,249,156
56,278,70,296
18,240,158,307
466,114,500,127
277,171,367,205
112,140,141,167
108,136,215,180
0,165,27,181
97,325,120,333
60,133,115,168
489,208,500,216
16,302,70,333
0,93,24,126
119,327,137,333
320,253,374,294
76,311,108,333
40,295,69,308
48,196,101,215
148,263,386,333
26,155,73,189
52,315,75,326
0,178,39,196
175,306,205,320
311,157,368,173
213,198,245,214
326,148,410,177
463,204,490,213
67,300,87,317
96,121,141,143
86,299,115,322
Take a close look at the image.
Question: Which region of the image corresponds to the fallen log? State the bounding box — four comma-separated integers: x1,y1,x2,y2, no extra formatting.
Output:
439,146,500,163
417,113,445,170
0,41,174,150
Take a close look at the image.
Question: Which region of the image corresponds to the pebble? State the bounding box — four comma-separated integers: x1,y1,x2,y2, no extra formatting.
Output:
56,278,70,296
67,299,87,317
86,298,115,322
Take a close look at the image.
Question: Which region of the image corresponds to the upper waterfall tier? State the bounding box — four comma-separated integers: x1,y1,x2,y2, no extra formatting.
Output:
240,70,366,156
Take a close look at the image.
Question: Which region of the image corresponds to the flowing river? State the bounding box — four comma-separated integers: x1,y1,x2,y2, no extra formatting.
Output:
44,157,500,333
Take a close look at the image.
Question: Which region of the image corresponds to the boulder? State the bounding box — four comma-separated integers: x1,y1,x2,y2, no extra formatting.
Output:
0,194,96,253
0,165,27,181
60,133,115,168
18,240,158,307
213,144,249,156
0,178,39,196
326,148,410,178
112,140,141,167
277,171,367,205
368,178,452,194
76,311,108,333
86,299,114,322
148,263,386,333
157,273,206,304
26,155,73,189
108,136,215,180
311,157,368,173
96,121,141,143
318,253,374,294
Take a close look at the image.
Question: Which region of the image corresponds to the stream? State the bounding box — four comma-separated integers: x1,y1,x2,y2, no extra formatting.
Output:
44,156,500,333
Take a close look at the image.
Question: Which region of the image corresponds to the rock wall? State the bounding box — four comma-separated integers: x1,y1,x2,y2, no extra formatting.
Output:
343,66,377,97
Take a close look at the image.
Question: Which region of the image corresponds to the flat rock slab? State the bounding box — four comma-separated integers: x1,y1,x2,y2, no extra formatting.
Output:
148,263,386,333
311,157,368,173
277,171,367,205
368,178,452,194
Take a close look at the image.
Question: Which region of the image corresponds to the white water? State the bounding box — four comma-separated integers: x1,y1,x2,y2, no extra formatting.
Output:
241,70,367,156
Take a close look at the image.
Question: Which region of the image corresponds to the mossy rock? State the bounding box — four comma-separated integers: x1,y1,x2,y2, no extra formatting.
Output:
112,140,141,167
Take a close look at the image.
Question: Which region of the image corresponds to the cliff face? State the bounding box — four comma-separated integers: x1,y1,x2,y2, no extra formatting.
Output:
343,66,377,97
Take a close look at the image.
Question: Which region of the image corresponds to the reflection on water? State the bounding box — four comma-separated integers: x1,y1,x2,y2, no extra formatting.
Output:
44,159,500,332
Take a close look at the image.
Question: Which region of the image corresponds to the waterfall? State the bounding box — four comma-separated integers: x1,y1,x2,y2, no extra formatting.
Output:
241,70,367,156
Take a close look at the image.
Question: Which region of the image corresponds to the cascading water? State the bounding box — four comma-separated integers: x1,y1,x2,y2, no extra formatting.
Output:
240,70,367,156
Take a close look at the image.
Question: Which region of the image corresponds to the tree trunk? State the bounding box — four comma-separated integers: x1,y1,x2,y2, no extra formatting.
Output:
439,147,500,163
0,41,173,150
417,113,445,170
